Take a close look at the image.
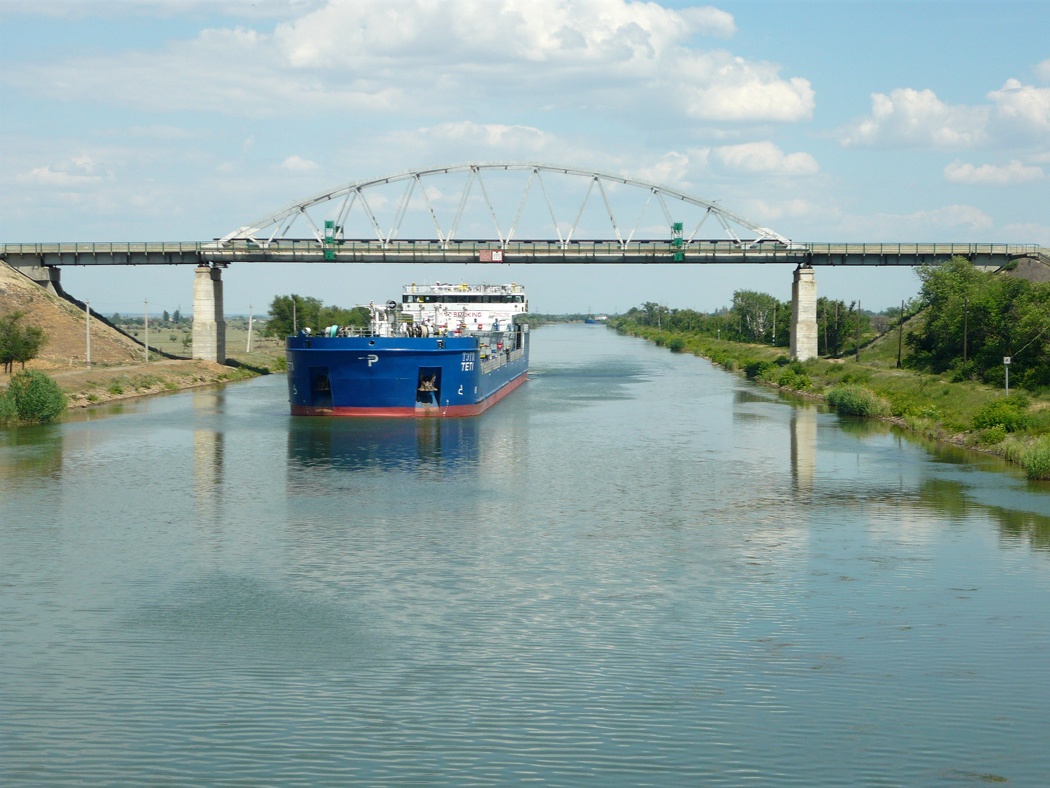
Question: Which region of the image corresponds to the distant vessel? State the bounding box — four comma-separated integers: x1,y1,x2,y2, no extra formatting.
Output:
584,317,598,324
286,283,529,417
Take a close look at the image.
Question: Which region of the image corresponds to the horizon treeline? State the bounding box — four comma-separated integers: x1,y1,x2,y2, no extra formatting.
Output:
618,293,909,355
265,295,370,337
617,257,1050,390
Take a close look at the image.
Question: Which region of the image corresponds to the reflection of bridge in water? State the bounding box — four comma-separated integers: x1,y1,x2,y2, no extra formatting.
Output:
3,163,1048,365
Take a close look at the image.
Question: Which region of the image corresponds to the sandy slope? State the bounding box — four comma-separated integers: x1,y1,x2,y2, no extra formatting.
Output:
0,261,142,368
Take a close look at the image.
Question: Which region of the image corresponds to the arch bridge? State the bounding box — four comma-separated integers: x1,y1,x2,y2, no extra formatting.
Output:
2,163,1047,363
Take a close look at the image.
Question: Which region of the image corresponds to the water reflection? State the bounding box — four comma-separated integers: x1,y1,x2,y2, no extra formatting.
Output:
287,417,482,478
790,404,818,493
192,391,225,523
0,425,64,482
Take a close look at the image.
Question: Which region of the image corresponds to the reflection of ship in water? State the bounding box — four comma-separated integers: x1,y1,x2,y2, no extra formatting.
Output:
286,417,482,484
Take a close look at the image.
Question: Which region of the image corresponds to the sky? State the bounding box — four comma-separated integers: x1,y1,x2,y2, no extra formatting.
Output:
2,0,1049,316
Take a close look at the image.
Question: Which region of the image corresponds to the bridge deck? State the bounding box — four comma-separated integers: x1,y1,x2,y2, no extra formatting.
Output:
2,241,1047,267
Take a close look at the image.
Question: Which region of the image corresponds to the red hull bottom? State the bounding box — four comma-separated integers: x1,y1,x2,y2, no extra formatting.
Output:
291,372,527,418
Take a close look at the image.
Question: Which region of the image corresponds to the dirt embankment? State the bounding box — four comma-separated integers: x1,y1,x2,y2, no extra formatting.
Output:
1,260,282,408
0,261,143,368
41,359,264,408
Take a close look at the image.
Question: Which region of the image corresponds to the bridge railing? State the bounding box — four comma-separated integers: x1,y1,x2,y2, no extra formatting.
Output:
3,240,1048,265
0,241,207,255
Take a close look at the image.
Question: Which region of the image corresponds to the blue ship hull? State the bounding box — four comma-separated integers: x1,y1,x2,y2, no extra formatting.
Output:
286,332,528,417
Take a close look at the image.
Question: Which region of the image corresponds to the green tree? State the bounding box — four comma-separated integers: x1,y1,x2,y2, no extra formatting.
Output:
265,294,321,337
172,308,182,325
906,256,1050,386
265,295,371,337
731,290,782,343
0,312,47,373
162,309,170,323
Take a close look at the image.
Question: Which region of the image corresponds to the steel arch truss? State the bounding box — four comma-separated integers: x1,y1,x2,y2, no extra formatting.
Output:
220,162,791,250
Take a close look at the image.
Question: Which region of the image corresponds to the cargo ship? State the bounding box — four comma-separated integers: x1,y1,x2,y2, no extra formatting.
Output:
286,283,529,417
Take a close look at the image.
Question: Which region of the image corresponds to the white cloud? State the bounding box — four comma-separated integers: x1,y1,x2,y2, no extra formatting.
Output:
987,78,1050,134
673,51,814,122
406,122,556,153
839,204,994,238
15,155,110,187
16,166,103,187
0,1,324,20
1003,222,1050,245
715,141,818,175
745,198,831,221
1035,59,1050,83
839,76,1050,149
631,150,709,187
838,88,989,148
5,1,814,124
944,159,1044,185
281,155,320,172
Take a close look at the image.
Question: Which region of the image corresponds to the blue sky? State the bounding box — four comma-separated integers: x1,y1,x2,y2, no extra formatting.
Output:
2,0,1048,316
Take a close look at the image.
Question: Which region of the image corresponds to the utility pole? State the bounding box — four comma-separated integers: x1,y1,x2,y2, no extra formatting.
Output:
247,304,254,352
772,302,777,346
963,297,969,364
293,300,297,334
144,299,149,363
85,299,91,368
855,300,861,363
897,299,904,368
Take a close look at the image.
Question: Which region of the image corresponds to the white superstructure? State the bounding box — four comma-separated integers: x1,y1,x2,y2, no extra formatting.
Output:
400,283,527,334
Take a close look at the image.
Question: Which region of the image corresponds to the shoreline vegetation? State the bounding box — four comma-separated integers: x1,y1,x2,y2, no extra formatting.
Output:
610,257,1050,481
0,350,285,427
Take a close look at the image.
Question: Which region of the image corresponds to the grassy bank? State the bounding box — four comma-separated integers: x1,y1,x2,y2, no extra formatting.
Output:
2,350,285,416
612,319,1050,481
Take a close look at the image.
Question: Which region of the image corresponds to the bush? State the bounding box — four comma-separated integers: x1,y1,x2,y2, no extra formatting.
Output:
1005,436,1050,480
777,368,811,390
744,359,775,379
971,397,1031,432
4,370,67,424
667,336,686,352
980,425,1008,445
0,389,17,425
826,385,891,417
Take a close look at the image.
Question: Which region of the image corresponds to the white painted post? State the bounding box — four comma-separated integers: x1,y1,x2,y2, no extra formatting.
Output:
247,304,253,352
85,299,91,368
144,299,149,363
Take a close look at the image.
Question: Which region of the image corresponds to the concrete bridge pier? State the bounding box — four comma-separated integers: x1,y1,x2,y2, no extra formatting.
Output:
12,264,63,296
192,265,226,363
790,264,818,362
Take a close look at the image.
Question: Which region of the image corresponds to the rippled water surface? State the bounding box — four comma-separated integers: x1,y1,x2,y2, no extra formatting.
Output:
4,325,1050,786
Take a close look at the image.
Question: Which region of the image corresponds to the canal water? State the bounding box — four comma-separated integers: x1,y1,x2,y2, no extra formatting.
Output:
3,324,1050,787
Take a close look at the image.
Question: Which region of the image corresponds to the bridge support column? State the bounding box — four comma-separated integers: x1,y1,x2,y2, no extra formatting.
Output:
12,264,63,296
192,266,226,363
790,265,818,362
